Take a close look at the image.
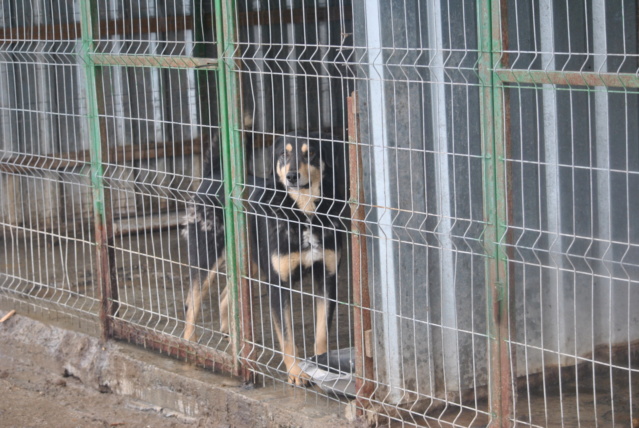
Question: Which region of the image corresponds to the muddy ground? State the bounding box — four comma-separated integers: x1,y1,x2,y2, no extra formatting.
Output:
0,320,201,428
0,308,356,428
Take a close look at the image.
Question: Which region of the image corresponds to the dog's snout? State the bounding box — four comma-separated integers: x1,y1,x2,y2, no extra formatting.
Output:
286,171,300,184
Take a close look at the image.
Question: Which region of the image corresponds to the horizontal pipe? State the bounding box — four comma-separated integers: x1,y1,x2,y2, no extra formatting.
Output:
91,53,217,70
495,68,639,89
0,136,207,173
112,320,235,373
0,6,351,42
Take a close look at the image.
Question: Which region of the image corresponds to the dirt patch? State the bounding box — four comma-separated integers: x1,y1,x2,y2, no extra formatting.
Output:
0,339,200,428
0,309,356,428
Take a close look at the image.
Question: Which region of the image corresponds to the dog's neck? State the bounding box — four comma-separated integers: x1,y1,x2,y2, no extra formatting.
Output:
286,181,321,216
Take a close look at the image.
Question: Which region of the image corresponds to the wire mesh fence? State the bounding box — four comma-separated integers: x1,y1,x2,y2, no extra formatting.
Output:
0,1,637,427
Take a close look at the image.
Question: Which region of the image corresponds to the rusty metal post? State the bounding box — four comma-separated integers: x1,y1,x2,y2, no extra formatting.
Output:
80,0,119,342
347,92,375,413
478,0,514,426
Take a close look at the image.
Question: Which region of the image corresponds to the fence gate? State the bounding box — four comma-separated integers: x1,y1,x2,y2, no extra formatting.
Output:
1,1,638,427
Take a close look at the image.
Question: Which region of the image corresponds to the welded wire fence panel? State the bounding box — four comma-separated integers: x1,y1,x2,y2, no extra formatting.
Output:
233,0,358,390
0,1,100,322
233,1,493,425
503,1,639,427
350,1,490,424
90,1,234,355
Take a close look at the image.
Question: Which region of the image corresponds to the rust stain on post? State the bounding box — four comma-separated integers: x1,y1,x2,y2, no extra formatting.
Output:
496,1,515,425
347,92,375,412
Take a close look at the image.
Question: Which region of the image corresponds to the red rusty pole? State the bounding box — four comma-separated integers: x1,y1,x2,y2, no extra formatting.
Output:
348,91,375,413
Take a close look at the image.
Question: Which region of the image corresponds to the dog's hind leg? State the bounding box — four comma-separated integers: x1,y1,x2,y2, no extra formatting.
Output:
184,255,226,341
314,271,338,356
218,282,229,334
183,271,212,342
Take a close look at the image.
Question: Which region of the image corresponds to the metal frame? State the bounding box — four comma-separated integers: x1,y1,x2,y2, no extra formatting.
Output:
479,1,638,426
2,1,638,426
80,0,118,342
77,0,244,371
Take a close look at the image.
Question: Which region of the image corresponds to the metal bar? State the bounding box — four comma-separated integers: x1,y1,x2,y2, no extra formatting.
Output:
495,69,639,89
240,5,351,27
539,0,570,373
215,0,247,379
111,319,235,373
0,7,351,42
477,1,513,426
79,0,118,342
91,54,218,70
491,0,517,427
0,21,80,41
347,92,374,411
426,0,460,392
0,137,206,174
364,0,402,403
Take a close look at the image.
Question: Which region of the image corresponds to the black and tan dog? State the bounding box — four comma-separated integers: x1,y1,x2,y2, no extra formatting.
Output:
183,131,348,385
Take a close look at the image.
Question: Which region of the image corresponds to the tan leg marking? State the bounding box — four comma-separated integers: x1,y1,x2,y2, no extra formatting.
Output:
271,252,301,282
322,249,339,275
314,298,328,356
219,285,229,334
272,309,310,386
183,256,225,341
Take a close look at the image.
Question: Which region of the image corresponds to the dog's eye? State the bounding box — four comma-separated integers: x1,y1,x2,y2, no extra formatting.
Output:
308,150,316,158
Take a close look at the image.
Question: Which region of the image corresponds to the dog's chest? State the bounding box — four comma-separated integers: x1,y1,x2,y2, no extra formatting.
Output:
301,226,325,266
301,227,320,250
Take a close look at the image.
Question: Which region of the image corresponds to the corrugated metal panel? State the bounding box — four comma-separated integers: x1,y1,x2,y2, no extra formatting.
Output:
507,0,639,380
353,0,486,402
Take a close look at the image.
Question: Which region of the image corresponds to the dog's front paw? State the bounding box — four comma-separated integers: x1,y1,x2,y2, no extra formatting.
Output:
287,364,312,386
183,325,198,342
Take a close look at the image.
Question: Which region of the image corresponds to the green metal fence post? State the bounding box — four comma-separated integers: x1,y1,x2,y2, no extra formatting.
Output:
214,0,251,379
79,0,118,342
478,1,513,426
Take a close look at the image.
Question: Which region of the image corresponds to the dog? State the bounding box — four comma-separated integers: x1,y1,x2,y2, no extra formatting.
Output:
182,130,348,386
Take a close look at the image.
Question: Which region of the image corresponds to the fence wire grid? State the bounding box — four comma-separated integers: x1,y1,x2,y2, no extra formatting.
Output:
0,1,638,427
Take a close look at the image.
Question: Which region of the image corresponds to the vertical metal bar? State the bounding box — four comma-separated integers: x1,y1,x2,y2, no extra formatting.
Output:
214,0,249,379
106,1,127,147
539,0,568,368
426,0,460,392
79,0,118,341
477,0,513,426
348,92,374,410
364,0,402,402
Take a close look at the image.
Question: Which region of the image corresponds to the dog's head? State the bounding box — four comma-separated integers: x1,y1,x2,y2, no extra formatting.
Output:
273,133,332,190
